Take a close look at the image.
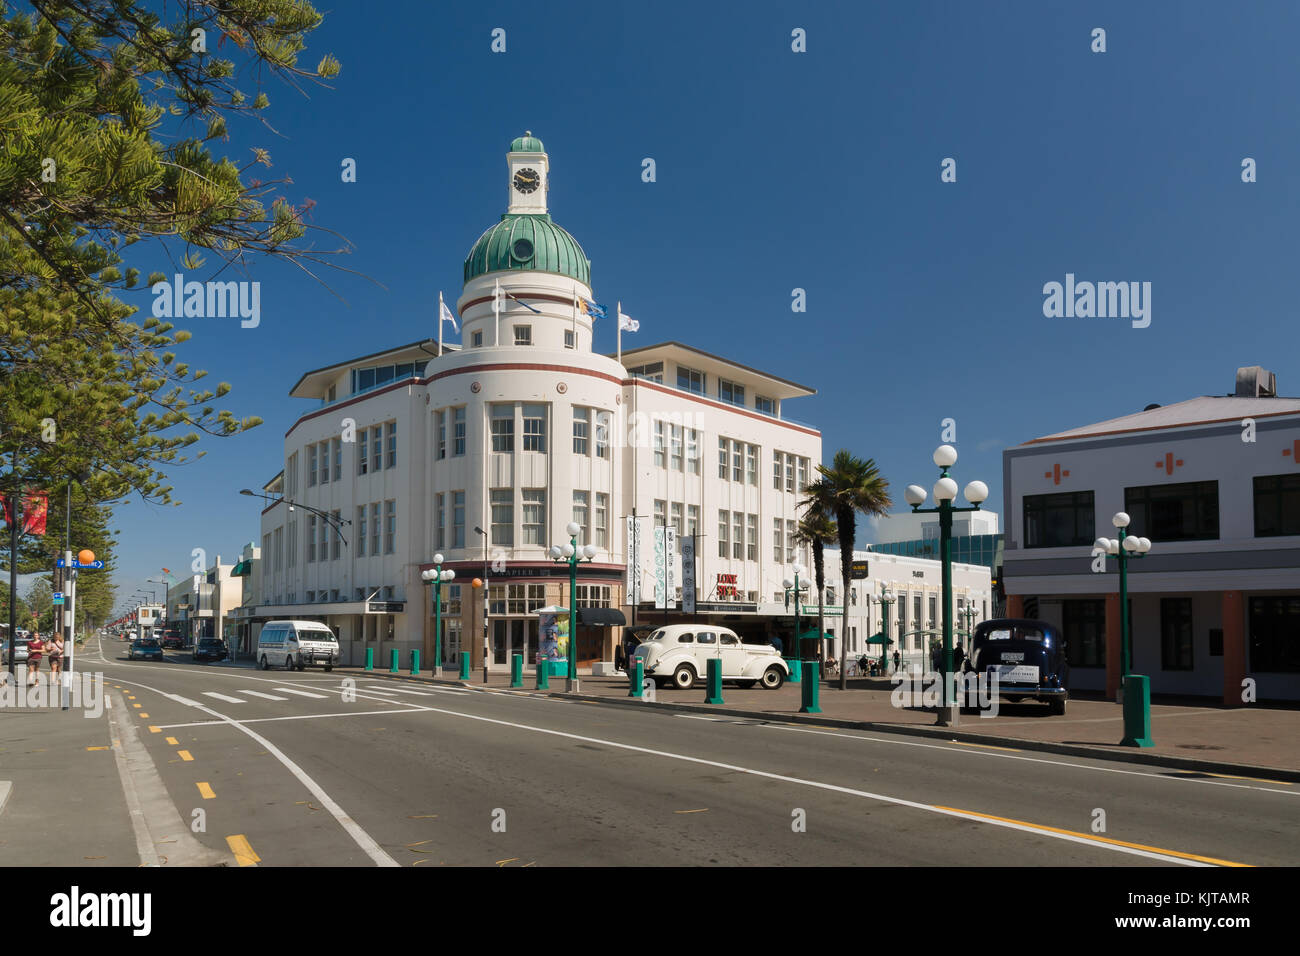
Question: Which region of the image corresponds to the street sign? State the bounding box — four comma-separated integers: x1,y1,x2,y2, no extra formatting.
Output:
52,593,64,605
850,560,870,579
55,558,104,569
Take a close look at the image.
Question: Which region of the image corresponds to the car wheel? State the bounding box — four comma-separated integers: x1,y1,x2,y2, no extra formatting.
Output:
738,680,757,689
324,665,333,672
296,657,306,672
259,655,268,671
284,654,295,671
760,666,785,690
1007,696,1024,704
1048,696,1067,716
671,664,696,690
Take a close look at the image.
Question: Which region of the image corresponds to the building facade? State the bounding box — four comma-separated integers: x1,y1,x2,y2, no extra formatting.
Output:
250,133,824,671
1002,365,1300,703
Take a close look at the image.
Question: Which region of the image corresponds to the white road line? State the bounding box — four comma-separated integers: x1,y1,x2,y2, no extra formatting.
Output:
359,686,437,697
240,690,290,701
675,714,721,721
152,707,425,729
202,692,246,703
274,687,328,699
103,674,399,867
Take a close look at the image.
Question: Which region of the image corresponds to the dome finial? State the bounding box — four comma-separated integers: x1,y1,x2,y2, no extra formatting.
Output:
525,129,531,136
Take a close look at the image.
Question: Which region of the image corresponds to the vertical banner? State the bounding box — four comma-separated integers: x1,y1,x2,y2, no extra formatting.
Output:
681,534,696,614
654,526,676,610
626,515,643,605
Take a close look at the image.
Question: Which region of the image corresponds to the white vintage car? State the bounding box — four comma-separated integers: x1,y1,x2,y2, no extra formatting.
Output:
632,624,788,690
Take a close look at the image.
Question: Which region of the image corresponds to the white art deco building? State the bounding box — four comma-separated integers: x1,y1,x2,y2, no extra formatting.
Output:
251,133,823,670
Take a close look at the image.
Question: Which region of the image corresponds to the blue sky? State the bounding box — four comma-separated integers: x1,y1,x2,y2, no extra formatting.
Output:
102,0,1300,615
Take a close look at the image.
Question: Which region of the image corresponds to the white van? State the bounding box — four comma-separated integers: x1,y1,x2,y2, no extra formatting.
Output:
258,620,339,672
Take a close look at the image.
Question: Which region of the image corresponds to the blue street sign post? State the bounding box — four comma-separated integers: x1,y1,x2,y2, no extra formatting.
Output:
52,592,64,605
56,559,104,569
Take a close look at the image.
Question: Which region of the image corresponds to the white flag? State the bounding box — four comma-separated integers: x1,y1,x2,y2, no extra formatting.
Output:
618,311,639,332
439,297,459,332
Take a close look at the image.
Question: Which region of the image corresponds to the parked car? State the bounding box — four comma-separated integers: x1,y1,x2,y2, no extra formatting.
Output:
967,618,1069,715
160,630,185,649
2,638,29,665
633,624,788,690
128,638,164,661
193,637,228,663
257,620,339,672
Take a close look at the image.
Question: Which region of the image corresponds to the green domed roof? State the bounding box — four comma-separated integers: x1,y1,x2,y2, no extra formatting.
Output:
510,132,545,153
464,214,591,286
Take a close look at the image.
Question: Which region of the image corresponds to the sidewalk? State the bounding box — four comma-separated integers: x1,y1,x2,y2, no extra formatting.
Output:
335,662,1300,779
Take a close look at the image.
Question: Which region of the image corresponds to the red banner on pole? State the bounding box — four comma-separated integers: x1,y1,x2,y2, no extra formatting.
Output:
20,492,48,536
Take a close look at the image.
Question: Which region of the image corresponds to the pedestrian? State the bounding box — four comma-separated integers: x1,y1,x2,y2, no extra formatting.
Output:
893,649,901,673
771,634,784,657
26,632,43,687
953,643,966,672
47,632,64,683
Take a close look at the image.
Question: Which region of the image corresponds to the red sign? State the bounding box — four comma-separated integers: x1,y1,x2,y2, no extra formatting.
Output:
716,573,739,599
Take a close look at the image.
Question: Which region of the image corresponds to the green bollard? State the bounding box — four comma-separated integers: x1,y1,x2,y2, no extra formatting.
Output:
705,657,724,705
628,660,643,698
788,658,802,684
458,653,471,680
535,657,550,689
389,649,399,674
510,653,523,688
1120,674,1154,747
364,647,373,671
800,659,822,713
411,649,420,676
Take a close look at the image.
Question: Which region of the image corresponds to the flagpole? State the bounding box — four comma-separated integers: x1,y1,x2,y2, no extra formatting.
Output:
494,279,501,347
438,290,444,354
572,288,577,345
617,300,622,366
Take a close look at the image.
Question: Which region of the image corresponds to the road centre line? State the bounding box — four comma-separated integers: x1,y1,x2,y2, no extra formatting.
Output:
758,724,1300,796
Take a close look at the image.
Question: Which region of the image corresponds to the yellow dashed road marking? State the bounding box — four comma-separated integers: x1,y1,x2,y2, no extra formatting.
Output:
165,737,179,745
148,726,161,734
950,741,1022,753
197,782,216,800
177,750,193,762
85,746,109,751
226,835,260,866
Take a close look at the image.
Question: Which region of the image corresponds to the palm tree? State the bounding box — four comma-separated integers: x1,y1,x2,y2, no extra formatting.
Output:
794,508,837,675
802,450,892,690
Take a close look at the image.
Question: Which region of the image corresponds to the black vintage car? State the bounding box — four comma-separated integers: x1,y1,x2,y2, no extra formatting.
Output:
968,618,1069,715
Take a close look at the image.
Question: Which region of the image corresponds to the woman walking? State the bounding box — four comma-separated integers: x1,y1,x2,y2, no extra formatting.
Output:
26,632,44,687
47,632,64,683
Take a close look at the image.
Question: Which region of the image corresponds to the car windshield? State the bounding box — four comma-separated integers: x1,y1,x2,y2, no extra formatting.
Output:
138,640,159,647
985,627,1046,642
298,630,336,642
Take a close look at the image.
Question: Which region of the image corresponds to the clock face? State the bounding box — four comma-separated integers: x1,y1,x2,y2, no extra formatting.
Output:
513,167,540,194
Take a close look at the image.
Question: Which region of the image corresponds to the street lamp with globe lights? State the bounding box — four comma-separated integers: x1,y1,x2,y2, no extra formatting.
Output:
1092,512,1154,747
782,564,810,671
872,586,895,673
550,521,598,691
421,554,455,672
904,445,988,725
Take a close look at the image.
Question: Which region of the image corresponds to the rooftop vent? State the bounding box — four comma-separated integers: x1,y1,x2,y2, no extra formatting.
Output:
1143,403,1162,411
1235,366,1277,398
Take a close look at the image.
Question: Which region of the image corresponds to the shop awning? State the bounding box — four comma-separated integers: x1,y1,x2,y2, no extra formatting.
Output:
866,632,894,645
577,607,627,627
797,628,835,642
231,560,252,576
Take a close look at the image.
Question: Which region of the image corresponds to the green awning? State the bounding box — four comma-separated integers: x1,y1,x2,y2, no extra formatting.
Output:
797,629,835,642
231,560,251,576
866,632,894,645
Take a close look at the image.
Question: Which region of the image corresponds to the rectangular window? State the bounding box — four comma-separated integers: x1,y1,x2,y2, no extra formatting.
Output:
308,445,318,487
677,366,704,394
573,491,589,543
746,444,757,485
671,502,684,547
386,422,397,469
453,407,466,456
1253,474,1300,537
718,437,728,479
595,493,608,548
732,440,743,483
719,379,745,406
654,420,666,468
1063,599,1106,669
1248,597,1300,672
1160,597,1194,671
627,361,664,382
357,506,366,556
331,510,341,560
756,395,775,416
318,442,330,485
1023,491,1096,548
774,452,783,490
435,493,445,550
774,518,783,562
286,453,297,495
491,489,513,546
453,491,465,548
573,408,590,454
515,489,543,546
286,520,296,567
472,330,483,348
307,515,317,563
358,428,368,474
371,426,383,473
1125,481,1219,542
687,504,699,543
670,424,683,471
514,325,532,346
595,412,610,459
436,411,446,460
564,330,575,349
786,519,796,563
733,512,744,560
718,510,729,559
797,457,807,491
747,514,757,561
785,454,795,493
371,502,380,556
332,438,342,481
522,404,546,453
654,499,666,532
319,512,330,560
686,429,700,474
491,404,514,453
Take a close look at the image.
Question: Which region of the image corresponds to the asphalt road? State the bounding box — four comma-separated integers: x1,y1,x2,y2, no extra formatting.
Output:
63,635,1300,867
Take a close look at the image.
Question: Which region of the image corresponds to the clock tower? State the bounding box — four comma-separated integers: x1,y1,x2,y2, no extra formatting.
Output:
506,131,549,215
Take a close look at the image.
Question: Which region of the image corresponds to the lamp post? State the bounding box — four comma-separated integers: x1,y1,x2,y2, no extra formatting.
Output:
421,554,455,672
239,489,350,547
474,526,489,684
873,586,894,671
550,521,598,693
904,444,988,725
782,564,809,664
957,604,979,649
1093,514,1154,745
